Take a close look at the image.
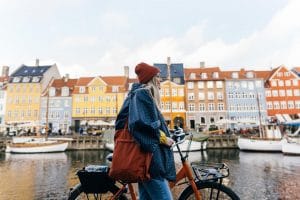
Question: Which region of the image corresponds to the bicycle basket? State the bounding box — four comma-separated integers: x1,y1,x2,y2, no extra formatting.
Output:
77,165,115,194
191,162,229,181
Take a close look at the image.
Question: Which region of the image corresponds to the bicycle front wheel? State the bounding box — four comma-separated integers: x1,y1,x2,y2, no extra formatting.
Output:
179,181,240,200
68,183,129,200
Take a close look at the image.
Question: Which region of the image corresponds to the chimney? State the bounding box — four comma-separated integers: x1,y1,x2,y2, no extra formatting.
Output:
167,57,171,80
64,73,69,82
124,66,129,77
35,59,39,67
200,61,205,68
2,66,9,77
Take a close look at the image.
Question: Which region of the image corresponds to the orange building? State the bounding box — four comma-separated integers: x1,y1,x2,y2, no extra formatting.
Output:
265,65,300,122
160,80,186,129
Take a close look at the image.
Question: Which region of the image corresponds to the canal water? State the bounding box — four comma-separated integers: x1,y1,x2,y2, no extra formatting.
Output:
0,149,299,200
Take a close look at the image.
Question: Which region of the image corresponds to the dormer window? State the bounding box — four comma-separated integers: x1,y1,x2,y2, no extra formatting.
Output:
62,87,69,96
232,72,239,79
79,87,85,93
22,77,30,83
32,77,40,82
190,73,196,79
49,87,56,97
32,69,36,73
24,70,28,73
112,86,119,92
246,72,254,78
201,73,207,79
13,77,20,83
212,72,219,78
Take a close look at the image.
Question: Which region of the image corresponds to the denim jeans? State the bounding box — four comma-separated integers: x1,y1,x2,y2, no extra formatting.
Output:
138,179,173,200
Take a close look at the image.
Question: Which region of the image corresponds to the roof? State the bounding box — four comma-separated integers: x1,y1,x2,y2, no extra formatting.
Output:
184,67,222,80
101,76,128,85
42,78,78,97
154,63,184,78
76,77,94,86
10,64,52,77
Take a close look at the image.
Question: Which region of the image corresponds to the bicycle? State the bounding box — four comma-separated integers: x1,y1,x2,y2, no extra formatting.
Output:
68,130,240,200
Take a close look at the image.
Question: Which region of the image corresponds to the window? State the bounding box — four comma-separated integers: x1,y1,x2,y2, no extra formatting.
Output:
79,87,85,93
64,100,69,107
190,73,196,79
272,90,278,97
199,103,205,111
172,88,177,96
293,79,298,86
32,77,40,82
198,92,205,100
208,103,214,111
246,72,254,78
255,80,262,88
207,92,214,100
288,101,294,109
112,86,119,92
207,81,213,88
179,102,184,110
286,90,293,96
284,72,290,77
22,77,30,82
279,90,285,97
248,82,254,90
295,101,300,109
278,80,284,87
188,93,194,100
178,89,184,96
98,107,102,114
294,89,300,96
212,72,219,78
172,102,177,110
271,80,277,87
187,82,194,89
13,77,20,83
267,102,273,109
198,81,204,89
231,72,239,79
285,80,291,86
188,103,195,111
84,96,88,102
62,87,69,96
218,103,224,110
217,92,223,100
201,73,207,79
266,90,271,97
280,101,287,109
216,81,223,88
76,108,80,114
277,72,283,77
49,87,56,96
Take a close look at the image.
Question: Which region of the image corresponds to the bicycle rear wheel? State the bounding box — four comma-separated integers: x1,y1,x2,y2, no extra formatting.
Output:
68,183,128,200
178,181,240,200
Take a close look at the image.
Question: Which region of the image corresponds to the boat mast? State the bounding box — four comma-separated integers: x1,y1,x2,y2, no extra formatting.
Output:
257,92,264,138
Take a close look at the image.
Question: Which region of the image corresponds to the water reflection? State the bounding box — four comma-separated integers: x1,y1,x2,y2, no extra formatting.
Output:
0,150,300,199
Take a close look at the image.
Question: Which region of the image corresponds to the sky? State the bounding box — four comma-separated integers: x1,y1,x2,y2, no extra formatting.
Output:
0,0,299,78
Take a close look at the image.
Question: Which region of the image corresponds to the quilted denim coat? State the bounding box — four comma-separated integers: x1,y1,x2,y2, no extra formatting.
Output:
115,83,176,181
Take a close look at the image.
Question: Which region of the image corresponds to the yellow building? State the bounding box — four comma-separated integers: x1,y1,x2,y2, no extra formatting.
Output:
5,61,60,132
72,75,129,131
160,80,186,129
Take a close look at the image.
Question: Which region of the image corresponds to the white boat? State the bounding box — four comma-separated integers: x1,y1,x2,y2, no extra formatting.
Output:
238,137,282,152
173,140,207,152
6,138,68,153
238,124,283,152
281,138,300,155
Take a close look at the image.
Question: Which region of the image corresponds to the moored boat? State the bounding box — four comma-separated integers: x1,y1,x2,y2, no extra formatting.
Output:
173,139,207,152
281,137,300,155
5,139,68,153
237,137,282,152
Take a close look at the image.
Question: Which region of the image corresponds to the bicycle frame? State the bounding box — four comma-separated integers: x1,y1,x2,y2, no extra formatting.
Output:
110,137,201,200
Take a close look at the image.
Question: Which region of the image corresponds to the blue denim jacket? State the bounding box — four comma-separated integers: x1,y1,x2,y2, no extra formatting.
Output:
115,83,176,181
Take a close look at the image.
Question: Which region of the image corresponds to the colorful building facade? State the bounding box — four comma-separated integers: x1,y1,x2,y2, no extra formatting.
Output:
5,61,60,132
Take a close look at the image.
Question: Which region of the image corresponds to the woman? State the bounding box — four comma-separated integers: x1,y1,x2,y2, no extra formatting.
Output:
115,62,176,200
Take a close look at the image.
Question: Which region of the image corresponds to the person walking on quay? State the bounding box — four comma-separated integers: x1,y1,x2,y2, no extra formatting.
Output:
115,62,176,200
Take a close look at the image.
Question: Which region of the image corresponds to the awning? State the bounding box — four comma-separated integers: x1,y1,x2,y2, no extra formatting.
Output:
275,114,286,123
283,114,292,122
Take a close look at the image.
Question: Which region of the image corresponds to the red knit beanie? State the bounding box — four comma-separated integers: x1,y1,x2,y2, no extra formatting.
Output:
135,62,160,84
